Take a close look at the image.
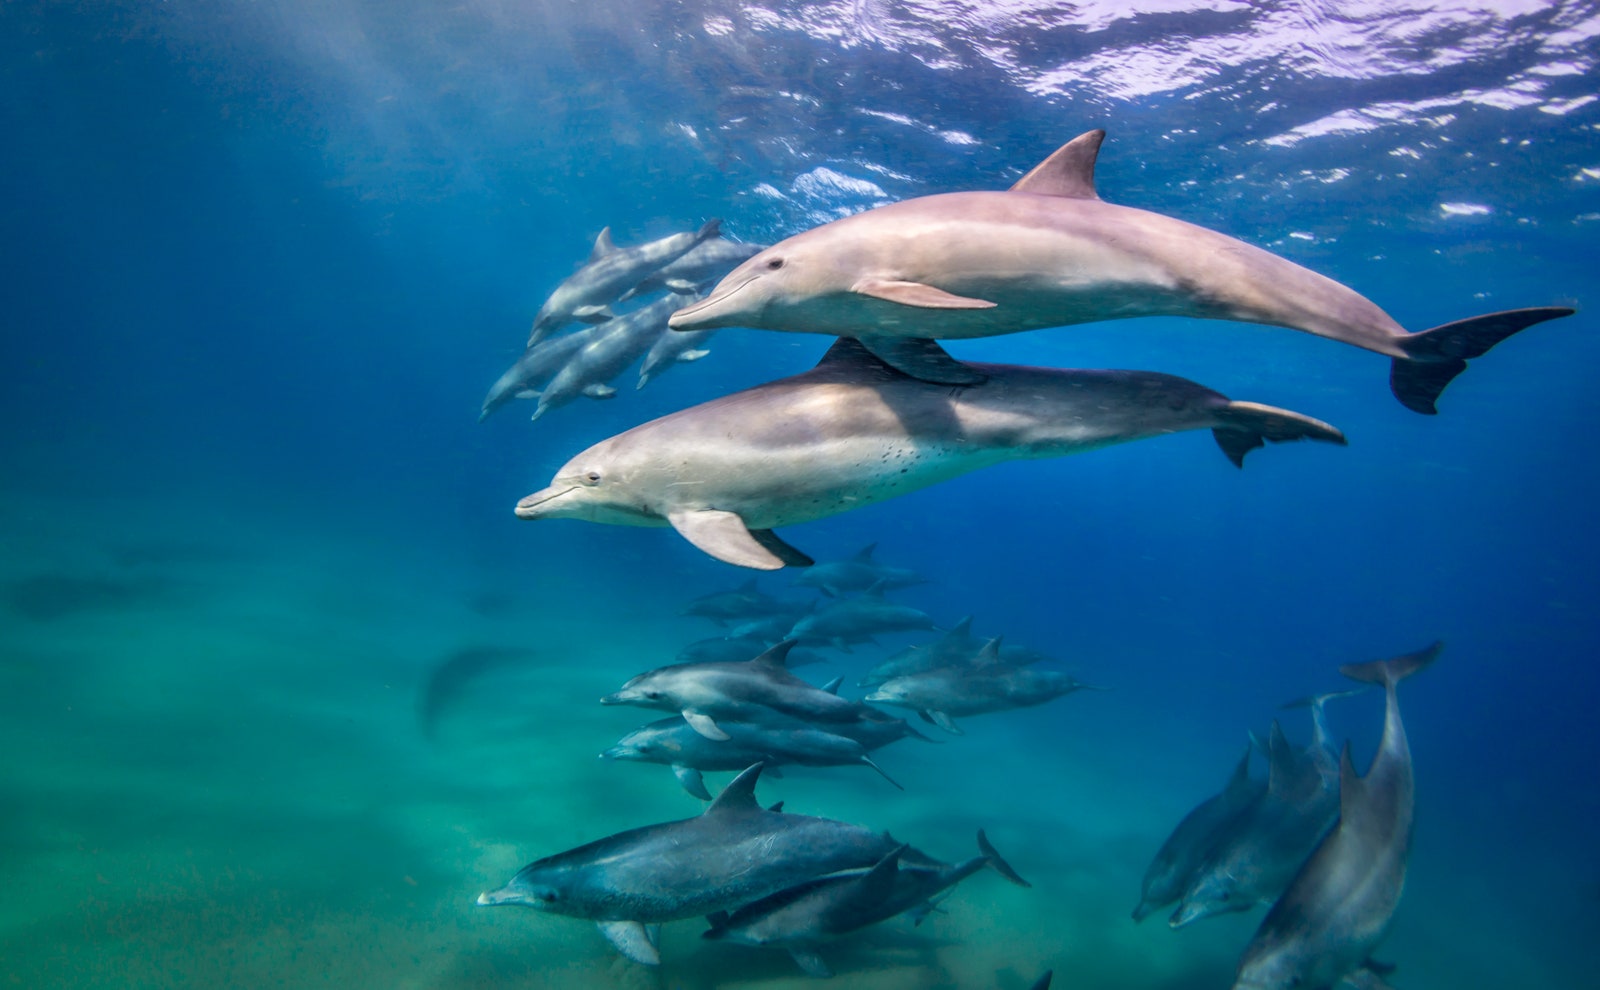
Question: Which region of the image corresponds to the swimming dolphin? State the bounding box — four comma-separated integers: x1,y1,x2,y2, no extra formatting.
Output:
787,581,941,651
1133,743,1263,922
681,578,806,626
476,763,940,966
636,324,716,389
1171,720,1341,928
669,130,1572,412
599,639,870,740
528,220,720,346
618,236,766,302
513,338,1346,570
859,618,1052,687
864,638,1103,734
478,325,604,422
792,543,928,597
1232,643,1440,990
701,831,1030,977
531,294,695,421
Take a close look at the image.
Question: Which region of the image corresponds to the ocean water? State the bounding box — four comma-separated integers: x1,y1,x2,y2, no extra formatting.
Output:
3,2,1598,988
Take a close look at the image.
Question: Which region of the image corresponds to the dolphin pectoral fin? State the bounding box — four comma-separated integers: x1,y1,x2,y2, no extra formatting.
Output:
596,920,660,966
856,336,988,386
683,710,731,741
665,278,700,292
1391,306,1573,414
574,305,615,323
851,278,997,310
514,388,541,399
788,948,833,979
977,828,1032,887
677,348,710,362
924,710,963,734
673,764,713,800
1210,400,1347,468
668,509,812,570
582,383,618,399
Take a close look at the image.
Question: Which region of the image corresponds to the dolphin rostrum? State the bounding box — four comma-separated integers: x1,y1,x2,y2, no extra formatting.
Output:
513,338,1346,570
1232,643,1441,990
669,130,1572,413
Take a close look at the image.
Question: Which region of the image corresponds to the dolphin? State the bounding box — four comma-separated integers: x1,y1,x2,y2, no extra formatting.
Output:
1171,721,1341,928
669,129,1572,413
618,236,766,302
1133,743,1264,923
603,716,905,799
792,543,928,597
701,831,1030,977
787,581,941,651
676,636,827,667
530,294,695,421
476,763,941,966
528,220,720,346
636,324,716,389
858,616,978,687
478,325,603,423
513,338,1346,570
1232,643,1441,990
864,638,1103,734
599,639,871,740
682,578,793,626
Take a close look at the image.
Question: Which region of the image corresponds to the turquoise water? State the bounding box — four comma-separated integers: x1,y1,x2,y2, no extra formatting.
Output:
3,2,1598,988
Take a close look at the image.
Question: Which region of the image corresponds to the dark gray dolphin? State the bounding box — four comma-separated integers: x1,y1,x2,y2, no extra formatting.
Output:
864,638,1104,734
528,220,719,346
787,581,941,651
858,616,978,687
669,129,1572,413
701,831,1029,977
1133,743,1263,922
513,338,1346,570
681,578,798,626
475,764,934,966
531,293,694,421
1232,643,1441,990
792,543,927,597
599,639,870,740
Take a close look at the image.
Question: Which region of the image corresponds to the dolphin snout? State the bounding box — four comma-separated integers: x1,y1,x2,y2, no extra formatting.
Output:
599,693,625,706
515,485,579,519
667,275,758,331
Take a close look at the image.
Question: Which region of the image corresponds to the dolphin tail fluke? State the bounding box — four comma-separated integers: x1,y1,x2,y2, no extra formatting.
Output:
977,828,1032,887
1339,641,1443,689
1391,307,1574,414
1211,401,1347,468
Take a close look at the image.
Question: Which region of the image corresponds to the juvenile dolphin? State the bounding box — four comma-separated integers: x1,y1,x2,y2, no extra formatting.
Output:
701,831,1030,977
531,294,695,421
636,324,716,389
669,130,1572,412
792,543,928,597
528,220,720,346
513,338,1346,570
600,639,870,740
476,764,938,966
787,581,941,651
618,236,766,302
864,638,1103,734
1233,643,1441,990
1133,743,1263,922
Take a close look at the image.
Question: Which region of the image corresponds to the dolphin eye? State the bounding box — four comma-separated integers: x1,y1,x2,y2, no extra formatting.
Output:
766,257,784,270
583,470,602,485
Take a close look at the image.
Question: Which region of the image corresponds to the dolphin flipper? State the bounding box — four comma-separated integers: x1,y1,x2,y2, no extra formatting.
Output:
683,710,731,741
1391,307,1574,414
668,509,814,570
672,764,713,800
855,335,988,386
596,920,660,965
921,710,963,734
787,948,834,978
1210,400,1347,468
850,277,998,310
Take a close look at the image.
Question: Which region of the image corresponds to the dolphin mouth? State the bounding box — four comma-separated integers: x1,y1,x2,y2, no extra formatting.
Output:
515,485,580,519
476,886,527,907
668,275,757,330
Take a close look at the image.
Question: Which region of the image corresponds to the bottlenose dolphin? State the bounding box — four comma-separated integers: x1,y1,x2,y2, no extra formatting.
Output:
513,338,1346,570
600,639,870,739
792,543,927,597
1133,743,1263,922
476,764,939,966
478,325,602,422
531,294,695,421
618,236,766,302
669,130,1572,413
681,578,799,625
858,616,978,687
701,831,1029,977
787,581,941,651
1233,643,1441,990
864,638,1103,733
528,220,719,346
636,324,716,389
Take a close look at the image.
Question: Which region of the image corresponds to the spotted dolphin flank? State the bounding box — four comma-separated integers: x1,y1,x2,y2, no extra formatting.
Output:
513,338,1346,570
668,130,1572,413
1232,642,1442,990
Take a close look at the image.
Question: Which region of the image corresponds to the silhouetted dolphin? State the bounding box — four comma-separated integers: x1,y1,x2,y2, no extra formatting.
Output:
1232,643,1441,990
669,130,1572,413
513,338,1345,570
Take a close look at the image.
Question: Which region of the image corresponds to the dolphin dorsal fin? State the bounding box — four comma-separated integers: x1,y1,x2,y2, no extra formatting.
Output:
1337,741,1370,822
828,845,905,921
1224,744,1255,795
588,227,618,263
1007,129,1104,200
821,675,844,695
814,337,884,370
854,543,878,561
1265,721,1297,795
949,615,973,638
705,763,764,815
750,639,799,668
972,637,1005,668
863,579,888,598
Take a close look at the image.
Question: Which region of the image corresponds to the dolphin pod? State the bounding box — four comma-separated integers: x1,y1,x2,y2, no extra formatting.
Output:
670,130,1573,413
515,337,1346,570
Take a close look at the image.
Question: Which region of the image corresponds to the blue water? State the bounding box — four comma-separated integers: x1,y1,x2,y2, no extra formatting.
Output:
3,2,1598,987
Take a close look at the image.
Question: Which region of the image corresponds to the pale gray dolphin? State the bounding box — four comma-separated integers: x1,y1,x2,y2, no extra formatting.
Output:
792,543,927,597
528,220,719,346
476,763,941,966
1232,643,1441,990
619,237,766,301
669,130,1572,413
1133,743,1263,923
478,325,603,422
636,324,716,389
513,338,1346,570
701,831,1029,977
864,638,1104,734
531,294,695,421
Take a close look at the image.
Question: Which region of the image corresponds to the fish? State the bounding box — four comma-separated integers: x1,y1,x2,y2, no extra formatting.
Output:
528,220,719,346
669,129,1573,413
1133,743,1263,922
1232,643,1441,989
513,338,1346,570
